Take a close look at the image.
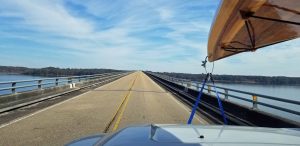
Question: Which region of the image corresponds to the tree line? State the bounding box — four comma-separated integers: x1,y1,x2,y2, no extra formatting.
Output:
0,66,125,77
156,72,300,85
1,66,299,85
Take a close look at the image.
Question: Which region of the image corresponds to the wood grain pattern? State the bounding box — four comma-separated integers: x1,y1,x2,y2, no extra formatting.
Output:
208,0,300,62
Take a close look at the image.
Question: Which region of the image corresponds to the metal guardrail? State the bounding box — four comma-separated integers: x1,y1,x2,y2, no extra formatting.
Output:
149,72,300,116
0,72,131,114
0,72,128,95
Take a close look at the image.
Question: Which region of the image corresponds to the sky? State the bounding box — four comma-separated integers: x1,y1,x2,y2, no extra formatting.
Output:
0,0,299,77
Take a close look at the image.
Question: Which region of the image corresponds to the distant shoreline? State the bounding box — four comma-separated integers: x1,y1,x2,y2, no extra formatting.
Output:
214,80,300,86
0,66,125,77
0,73,21,75
1,66,300,86
155,72,300,86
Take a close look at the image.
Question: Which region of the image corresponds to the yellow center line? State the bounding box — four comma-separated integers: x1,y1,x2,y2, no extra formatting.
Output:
112,73,139,131
103,72,139,133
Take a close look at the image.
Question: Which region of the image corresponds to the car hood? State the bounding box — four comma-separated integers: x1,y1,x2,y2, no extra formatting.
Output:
67,125,300,146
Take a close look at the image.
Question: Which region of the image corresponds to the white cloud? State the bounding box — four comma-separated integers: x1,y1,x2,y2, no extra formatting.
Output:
0,0,93,38
156,8,173,21
1,0,299,77
213,39,300,76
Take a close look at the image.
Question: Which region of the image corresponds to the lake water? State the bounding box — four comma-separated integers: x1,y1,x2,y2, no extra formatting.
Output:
180,81,300,123
0,74,47,95
212,83,300,123
0,74,299,123
0,74,45,82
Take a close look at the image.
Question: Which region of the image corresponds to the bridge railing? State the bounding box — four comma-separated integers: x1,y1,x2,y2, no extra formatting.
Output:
149,72,300,117
0,72,128,95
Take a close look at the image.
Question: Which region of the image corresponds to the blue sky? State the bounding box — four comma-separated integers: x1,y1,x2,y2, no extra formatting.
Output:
0,0,299,76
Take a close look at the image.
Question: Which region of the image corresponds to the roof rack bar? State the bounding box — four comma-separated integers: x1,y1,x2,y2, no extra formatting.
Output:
250,15,300,26
240,10,300,26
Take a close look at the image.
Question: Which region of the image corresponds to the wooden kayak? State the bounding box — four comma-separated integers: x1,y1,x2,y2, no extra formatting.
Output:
208,0,300,62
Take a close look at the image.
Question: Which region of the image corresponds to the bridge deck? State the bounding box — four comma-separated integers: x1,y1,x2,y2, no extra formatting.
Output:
0,71,207,146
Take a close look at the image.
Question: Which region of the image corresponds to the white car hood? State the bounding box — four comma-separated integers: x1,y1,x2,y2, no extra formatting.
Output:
101,125,300,146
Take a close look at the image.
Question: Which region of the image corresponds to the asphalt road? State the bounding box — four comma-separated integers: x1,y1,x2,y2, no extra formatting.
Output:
0,71,207,146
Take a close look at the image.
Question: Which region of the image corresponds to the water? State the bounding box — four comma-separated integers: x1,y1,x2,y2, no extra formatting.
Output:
0,74,45,82
216,83,300,103
0,74,78,95
0,74,47,95
0,74,83,95
214,83,300,123
181,81,300,123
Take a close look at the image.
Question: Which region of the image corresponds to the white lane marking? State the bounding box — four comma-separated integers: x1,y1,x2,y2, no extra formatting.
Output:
145,73,206,124
0,74,131,129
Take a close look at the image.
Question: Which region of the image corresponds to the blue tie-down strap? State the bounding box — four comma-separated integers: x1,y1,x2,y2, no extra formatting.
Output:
212,83,228,125
187,73,209,124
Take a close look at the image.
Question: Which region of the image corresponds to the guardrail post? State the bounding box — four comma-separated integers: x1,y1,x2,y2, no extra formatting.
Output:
196,83,200,90
12,82,16,94
38,80,42,89
55,79,59,86
208,85,211,94
187,82,191,88
252,95,258,109
68,77,72,84
224,89,228,100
